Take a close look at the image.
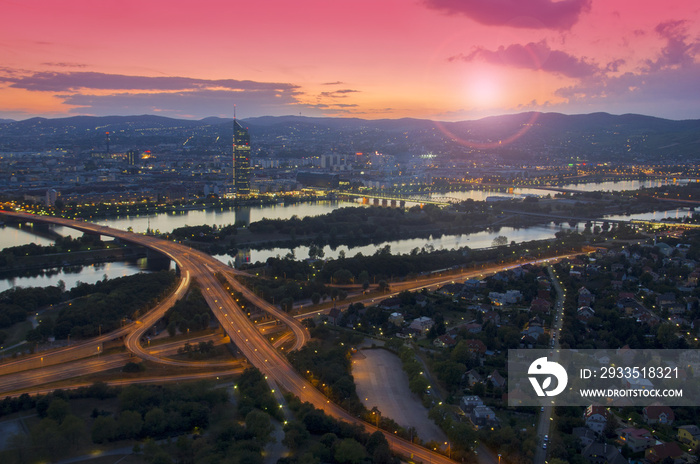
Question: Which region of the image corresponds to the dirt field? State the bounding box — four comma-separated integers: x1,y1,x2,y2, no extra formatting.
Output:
352,348,447,444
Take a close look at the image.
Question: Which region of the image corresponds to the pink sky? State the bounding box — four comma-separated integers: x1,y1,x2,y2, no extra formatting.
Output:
1,0,699,120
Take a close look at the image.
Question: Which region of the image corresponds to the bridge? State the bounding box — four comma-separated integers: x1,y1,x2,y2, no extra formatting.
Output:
500,209,700,230
0,211,462,464
336,190,460,206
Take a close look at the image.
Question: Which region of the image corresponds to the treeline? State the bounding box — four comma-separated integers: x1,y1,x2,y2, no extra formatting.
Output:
279,394,399,464
168,223,238,243
0,369,290,464
238,272,329,312
246,233,586,286
163,285,212,336
288,326,364,414
0,285,63,329
139,367,282,464
247,204,490,249
27,270,177,342
0,234,106,267
0,380,228,464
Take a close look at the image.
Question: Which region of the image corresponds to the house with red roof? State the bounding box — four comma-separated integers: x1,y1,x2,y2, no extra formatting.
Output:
643,404,675,426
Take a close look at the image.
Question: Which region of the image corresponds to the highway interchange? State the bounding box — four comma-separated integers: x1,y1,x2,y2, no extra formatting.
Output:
0,211,582,464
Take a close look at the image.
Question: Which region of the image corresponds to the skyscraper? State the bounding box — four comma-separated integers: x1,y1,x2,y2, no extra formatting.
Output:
233,119,251,195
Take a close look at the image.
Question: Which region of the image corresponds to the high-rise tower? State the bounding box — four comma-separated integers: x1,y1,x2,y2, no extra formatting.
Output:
233,118,251,195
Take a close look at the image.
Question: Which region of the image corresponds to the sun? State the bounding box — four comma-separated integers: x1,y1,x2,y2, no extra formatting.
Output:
467,72,502,108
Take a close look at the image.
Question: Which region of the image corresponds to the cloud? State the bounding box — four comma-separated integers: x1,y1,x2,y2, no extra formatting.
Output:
423,0,592,30
41,62,87,68
320,89,360,98
645,20,697,71
321,81,344,86
452,40,600,78
551,19,700,118
59,88,308,118
0,71,298,93
554,62,700,119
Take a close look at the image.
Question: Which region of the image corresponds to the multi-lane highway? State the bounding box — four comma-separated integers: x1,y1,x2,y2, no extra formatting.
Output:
1,211,458,463
1,211,588,464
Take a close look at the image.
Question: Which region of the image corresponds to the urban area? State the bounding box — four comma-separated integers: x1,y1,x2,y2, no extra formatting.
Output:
0,113,700,464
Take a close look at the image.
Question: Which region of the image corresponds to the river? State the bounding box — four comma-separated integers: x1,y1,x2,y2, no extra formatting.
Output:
0,179,695,283
0,261,150,293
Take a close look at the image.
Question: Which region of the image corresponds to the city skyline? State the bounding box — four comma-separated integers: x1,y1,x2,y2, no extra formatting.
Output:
2,0,700,121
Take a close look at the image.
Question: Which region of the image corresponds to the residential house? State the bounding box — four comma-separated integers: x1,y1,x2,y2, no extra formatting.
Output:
645,442,683,463
678,425,700,449
579,287,594,307
617,427,654,453
487,370,506,389
433,334,457,348
658,292,677,309
408,316,434,337
522,318,545,338
577,306,596,322
327,307,343,325
470,405,499,429
581,442,628,464
463,339,487,355
573,427,598,448
388,312,404,327
655,242,674,257
465,369,483,387
464,322,483,334
530,297,551,314
459,395,484,413
643,404,675,425
584,405,609,434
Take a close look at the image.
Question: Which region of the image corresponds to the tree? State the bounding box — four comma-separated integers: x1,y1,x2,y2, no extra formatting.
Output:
245,410,274,444
283,421,310,451
492,235,508,247
91,415,117,444
332,269,354,285
117,410,143,439
409,376,429,395
61,415,85,449
31,418,68,460
144,408,167,436
47,398,70,423
334,438,367,464
311,293,321,305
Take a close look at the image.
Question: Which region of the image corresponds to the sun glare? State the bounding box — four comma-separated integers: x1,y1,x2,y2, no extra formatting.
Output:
466,72,502,108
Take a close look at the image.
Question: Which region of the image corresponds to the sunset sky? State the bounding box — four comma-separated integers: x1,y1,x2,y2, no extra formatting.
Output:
2,0,699,121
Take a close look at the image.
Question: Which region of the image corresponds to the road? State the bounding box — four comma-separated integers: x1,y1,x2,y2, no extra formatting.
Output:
0,334,245,396
1,211,463,464
1,211,589,464
532,264,567,464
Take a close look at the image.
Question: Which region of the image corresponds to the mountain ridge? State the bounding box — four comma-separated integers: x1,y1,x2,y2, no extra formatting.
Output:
0,112,698,162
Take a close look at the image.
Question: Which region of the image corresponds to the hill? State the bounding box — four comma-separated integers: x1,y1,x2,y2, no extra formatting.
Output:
0,112,698,163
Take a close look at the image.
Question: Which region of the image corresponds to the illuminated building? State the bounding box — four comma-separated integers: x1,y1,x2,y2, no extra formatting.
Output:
126,149,138,165
233,119,251,195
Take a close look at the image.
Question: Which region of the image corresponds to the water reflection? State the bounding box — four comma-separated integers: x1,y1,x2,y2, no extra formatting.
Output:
0,261,150,293
97,200,356,233
215,223,573,267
